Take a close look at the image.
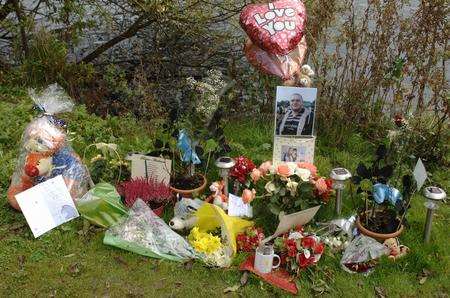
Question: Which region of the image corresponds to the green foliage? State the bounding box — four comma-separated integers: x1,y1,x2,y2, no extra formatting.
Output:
17,30,95,88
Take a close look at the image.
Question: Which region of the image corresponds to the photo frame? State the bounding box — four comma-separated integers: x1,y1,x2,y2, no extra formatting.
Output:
274,86,317,137
272,136,315,166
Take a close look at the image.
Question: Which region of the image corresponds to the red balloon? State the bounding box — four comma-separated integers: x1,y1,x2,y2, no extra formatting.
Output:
240,0,307,56
244,37,307,80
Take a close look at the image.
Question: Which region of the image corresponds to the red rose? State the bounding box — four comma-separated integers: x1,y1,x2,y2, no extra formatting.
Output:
285,239,297,257
295,225,304,233
297,253,310,268
230,156,256,184
301,236,316,249
313,242,325,255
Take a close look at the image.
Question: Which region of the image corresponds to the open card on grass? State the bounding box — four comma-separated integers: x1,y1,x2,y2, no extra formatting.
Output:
16,175,79,238
126,153,172,184
263,205,320,243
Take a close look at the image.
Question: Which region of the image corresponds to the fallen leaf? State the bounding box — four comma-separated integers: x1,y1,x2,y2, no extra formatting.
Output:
223,285,240,294
240,271,249,286
356,280,364,289
312,286,325,294
18,255,25,270
9,223,26,231
419,276,427,285
374,286,386,298
114,256,128,267
63,253,76,258
68,263,80,276
183,260,193,270
154,279,166,290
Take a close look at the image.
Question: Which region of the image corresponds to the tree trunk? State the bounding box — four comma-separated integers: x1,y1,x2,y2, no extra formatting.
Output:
12,0,28,57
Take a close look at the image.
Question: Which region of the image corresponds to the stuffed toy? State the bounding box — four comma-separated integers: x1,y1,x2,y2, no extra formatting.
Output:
169,197,203,231
284,64,315,87
383,238,409,261
7,84,90,211
209,181,228,211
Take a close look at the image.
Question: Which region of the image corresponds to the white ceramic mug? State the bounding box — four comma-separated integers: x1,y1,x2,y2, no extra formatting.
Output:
254,244,281,274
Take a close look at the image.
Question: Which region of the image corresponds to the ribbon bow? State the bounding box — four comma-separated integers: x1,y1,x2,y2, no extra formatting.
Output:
373,183,402,205
177,129,201,165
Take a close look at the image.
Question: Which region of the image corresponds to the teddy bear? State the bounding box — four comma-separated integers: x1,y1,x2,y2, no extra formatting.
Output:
169,197,203,231
7,115,89,211
209,181,228,211
283,64,315,87
383,238,409,261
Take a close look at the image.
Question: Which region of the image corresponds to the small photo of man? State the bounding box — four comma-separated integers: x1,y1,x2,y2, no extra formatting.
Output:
275,87,317,136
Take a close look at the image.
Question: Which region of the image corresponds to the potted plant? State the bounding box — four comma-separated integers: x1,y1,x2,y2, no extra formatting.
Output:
118,177,173,217
352,144,414,242
152,69,231,198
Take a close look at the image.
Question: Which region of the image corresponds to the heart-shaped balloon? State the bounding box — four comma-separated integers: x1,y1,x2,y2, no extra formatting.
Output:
240,0,307,56
244,37,307,80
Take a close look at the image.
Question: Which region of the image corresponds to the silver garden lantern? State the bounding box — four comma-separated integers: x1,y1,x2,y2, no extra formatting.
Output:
330,168,352,215
423,186,446,243
215,157,236,198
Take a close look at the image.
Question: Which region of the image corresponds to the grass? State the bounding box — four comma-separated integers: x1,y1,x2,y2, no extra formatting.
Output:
0,91,449,297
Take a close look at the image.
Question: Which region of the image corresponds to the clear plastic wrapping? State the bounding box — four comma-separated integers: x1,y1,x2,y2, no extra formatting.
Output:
104,199,197,262
7,84,90,210
340,235,388,274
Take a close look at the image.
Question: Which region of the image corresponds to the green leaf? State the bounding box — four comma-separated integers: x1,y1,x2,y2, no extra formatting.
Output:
261,143,271,150
269,203,281,216
204,139,218,153
360,179,373,192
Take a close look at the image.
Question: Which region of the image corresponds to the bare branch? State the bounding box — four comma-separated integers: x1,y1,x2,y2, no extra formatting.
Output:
78,15,154,64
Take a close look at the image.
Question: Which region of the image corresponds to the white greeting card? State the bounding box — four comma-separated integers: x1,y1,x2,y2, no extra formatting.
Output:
126,153,172,184
262,205,321,244
16,175,79,238
227,194,253,218
413,158,427,190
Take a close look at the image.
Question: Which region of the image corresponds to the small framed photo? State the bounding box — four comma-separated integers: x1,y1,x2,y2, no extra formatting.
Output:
273,136,315,166
274,86,317,137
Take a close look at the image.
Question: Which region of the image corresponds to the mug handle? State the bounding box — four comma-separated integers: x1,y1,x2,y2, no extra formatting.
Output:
272,254,281,269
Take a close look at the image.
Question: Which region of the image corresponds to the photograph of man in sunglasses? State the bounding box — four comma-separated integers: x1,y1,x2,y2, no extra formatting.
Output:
275,87,316,136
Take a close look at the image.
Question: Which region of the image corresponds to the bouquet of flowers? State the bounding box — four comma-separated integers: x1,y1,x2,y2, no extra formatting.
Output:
274,226,325,276
188,227,232,267
254,161,333,215
236,227,265,252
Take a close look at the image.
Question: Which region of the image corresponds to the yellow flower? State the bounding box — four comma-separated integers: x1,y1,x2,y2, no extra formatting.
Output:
188,227,222,255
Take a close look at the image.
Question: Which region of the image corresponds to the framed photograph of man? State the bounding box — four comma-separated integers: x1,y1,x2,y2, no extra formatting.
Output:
275,87,317,137
273,136,315,166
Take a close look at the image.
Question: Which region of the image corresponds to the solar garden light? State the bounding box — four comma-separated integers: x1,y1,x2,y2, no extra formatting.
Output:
423,186,446,243
215,157,236,198
330,168,352,216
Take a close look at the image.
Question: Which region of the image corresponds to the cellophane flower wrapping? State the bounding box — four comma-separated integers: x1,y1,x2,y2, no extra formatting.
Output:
104,199,197,262
7,84,90,210
76,183,128,228
340,235,389,274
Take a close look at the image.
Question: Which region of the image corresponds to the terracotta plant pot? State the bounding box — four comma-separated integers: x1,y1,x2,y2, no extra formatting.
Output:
356,211,404,242
170,174,207,198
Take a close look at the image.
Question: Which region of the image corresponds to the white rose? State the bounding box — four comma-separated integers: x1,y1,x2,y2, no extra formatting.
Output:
295,168,311,182
265,181,276,193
